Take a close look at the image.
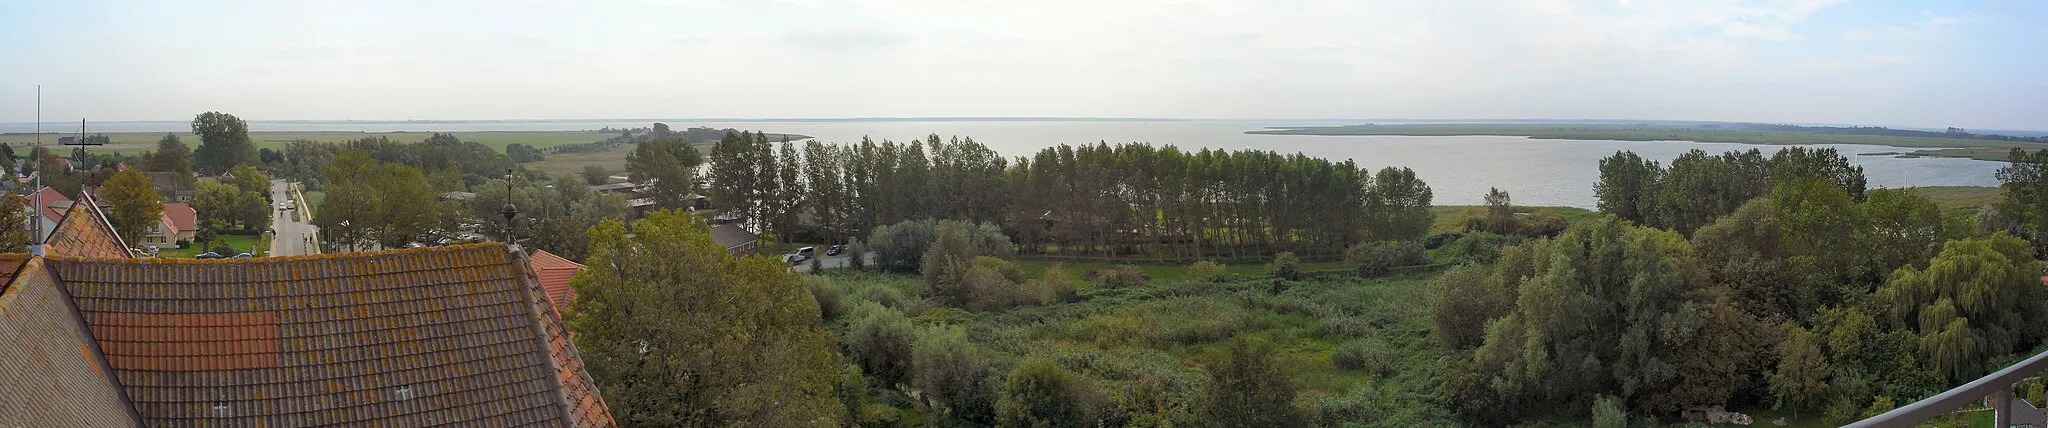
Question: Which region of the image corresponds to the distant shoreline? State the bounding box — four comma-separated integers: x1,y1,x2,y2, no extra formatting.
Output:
1251,123,2048,162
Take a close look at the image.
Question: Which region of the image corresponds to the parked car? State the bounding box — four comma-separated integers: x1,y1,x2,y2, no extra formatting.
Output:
826,245,844,256
785,246,817,264
232,253,253,259
195,252,224,259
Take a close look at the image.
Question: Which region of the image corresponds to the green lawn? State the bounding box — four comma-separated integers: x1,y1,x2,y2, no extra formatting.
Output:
158,233,263,258
302,190,325,215
1429,205,1598,234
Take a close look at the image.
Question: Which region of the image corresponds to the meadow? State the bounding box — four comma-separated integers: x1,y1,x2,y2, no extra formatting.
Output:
0,130,620,154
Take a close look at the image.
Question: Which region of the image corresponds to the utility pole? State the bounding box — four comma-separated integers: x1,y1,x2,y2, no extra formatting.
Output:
30,85,43,256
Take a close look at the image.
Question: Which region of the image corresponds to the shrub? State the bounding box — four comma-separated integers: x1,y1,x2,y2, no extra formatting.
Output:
1204,339,1302,427
914,326,999,424
844,302,916,388
1344,240,1428,276
1310,385,1377,426
1591,395,1627,428
1440,232,1514,264
1187,260,1227,282
1330,339,1392,375
1428,264,1512,350
209,241,236,255
1027,264,1078,304
1518,210,1569,237
995,357,1101,428
809,278,846,322
1267,252,1302,281
1098,265,1149,289
869,218,1014,272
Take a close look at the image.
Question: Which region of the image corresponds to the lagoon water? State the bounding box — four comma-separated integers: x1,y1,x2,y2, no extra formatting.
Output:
21,119,2004,207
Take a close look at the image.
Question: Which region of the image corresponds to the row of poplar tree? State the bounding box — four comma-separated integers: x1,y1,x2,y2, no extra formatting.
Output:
671,132,1435,260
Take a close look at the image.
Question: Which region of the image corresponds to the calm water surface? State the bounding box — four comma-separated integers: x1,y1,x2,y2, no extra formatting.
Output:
22,119,2001,207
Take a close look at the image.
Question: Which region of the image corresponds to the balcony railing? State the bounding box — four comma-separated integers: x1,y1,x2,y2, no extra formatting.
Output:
1845,349,2048,427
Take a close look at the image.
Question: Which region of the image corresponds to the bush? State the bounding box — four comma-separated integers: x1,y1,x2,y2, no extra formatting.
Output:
1440,232,1514,264
914,326,999,424
1428,264,1511,350
1204,339,1302,427
869,218,1014,272
1027,264,1078,304
1331,339,1393,375
1518,210,1569,237
209,241,236,255
844,302,917,388
995,357,1101,428
1344,240,1428,277
809,278,846,322
1267,252,1302,281
1187,260,1227,282
1097,265,1149,289
1591,395,1627,428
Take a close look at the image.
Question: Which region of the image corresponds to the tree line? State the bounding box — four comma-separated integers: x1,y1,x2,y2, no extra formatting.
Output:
692,132,1433,260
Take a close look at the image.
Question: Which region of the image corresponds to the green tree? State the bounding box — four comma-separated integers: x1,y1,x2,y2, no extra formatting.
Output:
1203,339,1301,427
190,111,256,174
924,221,977,307
148,133,194,189
1267,251,1302,281
1858,188,1945,274
582,164,611,186
1595,151,1661,224
1995,148,2048,254
568,211,843,426
228,164,270,198
0,192,33,251
1769,325,1830,417
101,168,164,246
371,164,438,248
311,150,383,250
627,138,703,210
1363,166,1434,241
191,181,242,232
1876,233,2047,382
995,357,1099,428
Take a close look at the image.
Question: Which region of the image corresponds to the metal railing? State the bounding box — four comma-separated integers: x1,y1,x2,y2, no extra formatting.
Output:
1845,348,2048,427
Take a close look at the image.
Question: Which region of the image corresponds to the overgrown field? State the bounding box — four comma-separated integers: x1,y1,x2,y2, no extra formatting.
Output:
810,267,1460,426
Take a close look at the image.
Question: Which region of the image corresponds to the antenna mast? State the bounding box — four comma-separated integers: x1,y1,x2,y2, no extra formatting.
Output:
30,85,43,256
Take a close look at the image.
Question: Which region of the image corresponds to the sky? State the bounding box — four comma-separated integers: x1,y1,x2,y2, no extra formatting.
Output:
1,0,2044,130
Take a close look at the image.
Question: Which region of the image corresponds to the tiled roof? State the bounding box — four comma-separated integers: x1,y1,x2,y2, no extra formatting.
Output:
162,202,196,232
46,191,131,259
15,243,614,427
34,186,71,222
708,223,758,250
527,249,584,311
0,257,140,427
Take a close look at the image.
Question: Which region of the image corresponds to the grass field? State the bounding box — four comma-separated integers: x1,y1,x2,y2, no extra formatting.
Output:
1252,123,2047,161
1428,205,1599,233
1908,186,2003,213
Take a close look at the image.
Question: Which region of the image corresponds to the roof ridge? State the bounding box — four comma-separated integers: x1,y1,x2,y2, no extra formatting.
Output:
49,242,510,264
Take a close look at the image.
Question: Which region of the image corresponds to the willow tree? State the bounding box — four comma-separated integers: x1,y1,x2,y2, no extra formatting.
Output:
568,211,843,426
1875,233,2048,382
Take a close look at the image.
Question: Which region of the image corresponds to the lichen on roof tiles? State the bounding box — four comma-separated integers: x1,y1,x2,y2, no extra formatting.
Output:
2,243,614,427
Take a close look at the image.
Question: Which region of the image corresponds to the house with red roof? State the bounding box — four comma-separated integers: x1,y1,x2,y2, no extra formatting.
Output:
0,243,615,426
529,249,585,311
144,202,197,248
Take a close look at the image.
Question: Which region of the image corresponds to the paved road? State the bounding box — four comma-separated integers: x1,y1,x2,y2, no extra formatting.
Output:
268,179,320,256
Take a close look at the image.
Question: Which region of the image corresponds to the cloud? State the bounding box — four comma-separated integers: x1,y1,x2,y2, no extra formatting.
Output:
1844,11,1977,41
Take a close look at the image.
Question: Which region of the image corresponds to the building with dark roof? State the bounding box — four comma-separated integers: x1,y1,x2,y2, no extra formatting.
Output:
0,243,615,426
708,223,760,258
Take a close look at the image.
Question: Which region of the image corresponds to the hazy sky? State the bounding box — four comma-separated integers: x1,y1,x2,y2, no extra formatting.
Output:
2,0,2043,129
